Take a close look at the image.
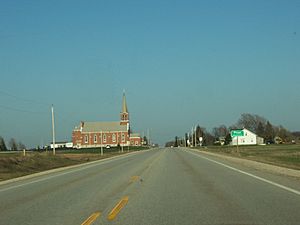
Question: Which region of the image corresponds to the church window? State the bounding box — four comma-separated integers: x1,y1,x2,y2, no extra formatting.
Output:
84,135,88,143
94,135,97,143
112,134,116,142
103,134,107,143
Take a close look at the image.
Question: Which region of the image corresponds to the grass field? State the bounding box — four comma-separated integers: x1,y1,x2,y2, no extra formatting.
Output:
0,146,150,181
197,144,300,170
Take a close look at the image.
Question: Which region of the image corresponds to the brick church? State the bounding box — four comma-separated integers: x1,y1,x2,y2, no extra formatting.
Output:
72,93,142,149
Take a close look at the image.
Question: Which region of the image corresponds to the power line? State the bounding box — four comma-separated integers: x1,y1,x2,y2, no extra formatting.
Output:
0,90,49,107
0,104,47,114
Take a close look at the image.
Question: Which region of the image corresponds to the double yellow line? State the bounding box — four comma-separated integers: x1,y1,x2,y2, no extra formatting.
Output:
81,212,101,225
80,196,129,224
107,196,129,221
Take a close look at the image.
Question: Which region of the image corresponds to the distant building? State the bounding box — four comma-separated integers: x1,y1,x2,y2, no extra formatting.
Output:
231,128,264,146
130,133,142,146
50,141,73,149
72,93,142,149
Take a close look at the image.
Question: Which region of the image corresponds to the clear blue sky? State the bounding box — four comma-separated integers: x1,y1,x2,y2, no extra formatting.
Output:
0,0,299,147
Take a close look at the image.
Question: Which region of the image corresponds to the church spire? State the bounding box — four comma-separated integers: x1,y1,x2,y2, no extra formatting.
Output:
120,91,129,126
122,91,128,113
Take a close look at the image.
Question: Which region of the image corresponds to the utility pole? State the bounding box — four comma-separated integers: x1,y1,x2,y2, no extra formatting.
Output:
101,130,103,156
51,104,56,155
147,129,150,147
191,127,194,147
195,126,197,147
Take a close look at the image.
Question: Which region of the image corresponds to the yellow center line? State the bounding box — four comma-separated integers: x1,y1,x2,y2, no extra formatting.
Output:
107,196,129,221
81,212,101,225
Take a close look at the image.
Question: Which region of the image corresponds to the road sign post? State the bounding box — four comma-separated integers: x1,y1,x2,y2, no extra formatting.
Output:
230,130,244,154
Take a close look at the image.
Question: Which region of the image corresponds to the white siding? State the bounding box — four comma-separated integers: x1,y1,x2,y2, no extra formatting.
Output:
231,128,264,146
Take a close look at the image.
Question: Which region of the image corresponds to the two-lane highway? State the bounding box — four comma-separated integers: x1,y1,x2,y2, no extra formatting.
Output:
1,148,299,225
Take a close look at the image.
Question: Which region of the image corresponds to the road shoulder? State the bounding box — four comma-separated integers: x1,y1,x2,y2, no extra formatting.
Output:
189,148,300,179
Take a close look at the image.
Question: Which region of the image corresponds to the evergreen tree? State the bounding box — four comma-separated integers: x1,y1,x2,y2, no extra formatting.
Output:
265,121,274,143
0,136,7,151
224,133,232,145
143,136,148,145
174,136,178,147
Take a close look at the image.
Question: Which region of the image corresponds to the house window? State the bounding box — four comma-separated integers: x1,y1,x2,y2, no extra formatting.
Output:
112,134,116,142
122,133,125,142
94,135,97,143
84,135,88,144
103,134,107,143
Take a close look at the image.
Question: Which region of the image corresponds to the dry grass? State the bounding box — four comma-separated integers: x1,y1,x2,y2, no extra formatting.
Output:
201,144,300,170
0,150,140,181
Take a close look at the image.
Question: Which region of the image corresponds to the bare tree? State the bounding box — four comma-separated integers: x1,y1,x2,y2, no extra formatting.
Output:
18,141,26,150
236,113,267,133
275,125,292,142
212,125,229,139
9,138,18,151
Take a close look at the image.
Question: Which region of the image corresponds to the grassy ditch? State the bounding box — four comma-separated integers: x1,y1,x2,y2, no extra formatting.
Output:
196,144,300,170
0,146,150,181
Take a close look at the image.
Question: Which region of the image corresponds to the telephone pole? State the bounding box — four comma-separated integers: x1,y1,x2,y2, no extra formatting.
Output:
51,104,56,155
101,130,103,156
147,129,150,147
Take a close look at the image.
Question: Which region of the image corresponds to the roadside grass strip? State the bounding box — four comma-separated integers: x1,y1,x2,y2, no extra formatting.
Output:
81,212,101,225
107,196,129,221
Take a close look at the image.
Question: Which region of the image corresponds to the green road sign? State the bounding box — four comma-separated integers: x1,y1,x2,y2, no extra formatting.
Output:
231,130,244,137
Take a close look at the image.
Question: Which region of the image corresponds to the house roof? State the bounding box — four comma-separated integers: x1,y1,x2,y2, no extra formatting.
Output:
81,121,127,133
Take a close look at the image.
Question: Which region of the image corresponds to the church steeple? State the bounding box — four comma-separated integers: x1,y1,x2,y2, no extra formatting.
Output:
122,92,128,113
120,92,129,126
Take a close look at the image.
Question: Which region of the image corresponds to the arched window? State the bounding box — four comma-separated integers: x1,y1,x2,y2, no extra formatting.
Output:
112,134,116,142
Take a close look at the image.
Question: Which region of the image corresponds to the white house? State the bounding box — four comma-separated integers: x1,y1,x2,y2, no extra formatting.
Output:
231,128,264,146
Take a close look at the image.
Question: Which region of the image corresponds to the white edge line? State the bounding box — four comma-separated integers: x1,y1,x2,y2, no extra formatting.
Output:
186,150,300,196
0,149,152,192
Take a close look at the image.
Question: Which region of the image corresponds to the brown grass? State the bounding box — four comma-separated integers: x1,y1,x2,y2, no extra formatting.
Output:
201,144,300,170
0,151,130,181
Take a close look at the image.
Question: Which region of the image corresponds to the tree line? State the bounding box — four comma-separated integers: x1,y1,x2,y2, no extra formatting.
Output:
165,113,299,147
0,136,26,151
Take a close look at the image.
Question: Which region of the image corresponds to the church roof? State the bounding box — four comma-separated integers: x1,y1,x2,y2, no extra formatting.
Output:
81,121,127,132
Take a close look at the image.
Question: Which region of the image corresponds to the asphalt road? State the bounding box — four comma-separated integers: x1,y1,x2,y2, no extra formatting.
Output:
0,148,300,225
